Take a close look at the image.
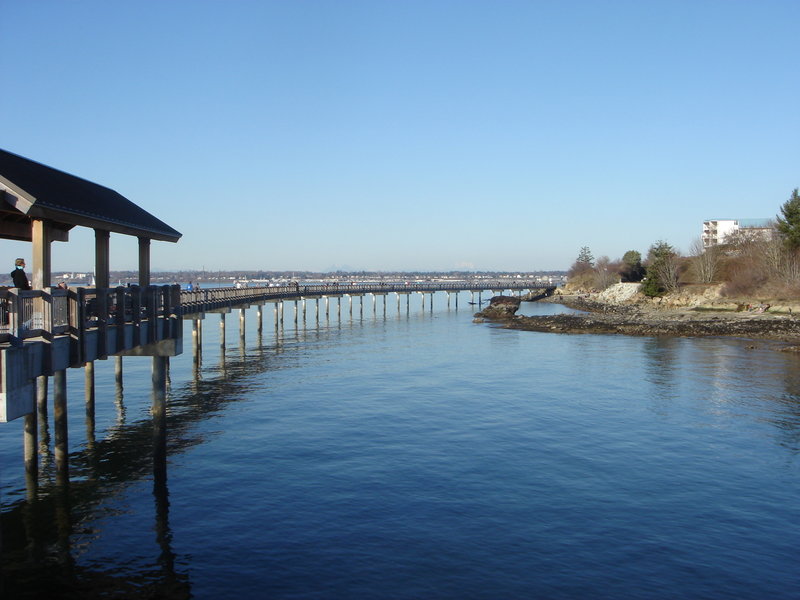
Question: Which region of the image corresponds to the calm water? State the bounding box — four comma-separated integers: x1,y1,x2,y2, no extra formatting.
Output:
1,294,799,599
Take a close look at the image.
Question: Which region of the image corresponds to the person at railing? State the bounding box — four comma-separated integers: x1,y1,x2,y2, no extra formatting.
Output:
10,258,31,290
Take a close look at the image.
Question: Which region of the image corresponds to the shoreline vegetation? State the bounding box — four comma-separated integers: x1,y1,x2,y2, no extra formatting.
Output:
474,283,800,348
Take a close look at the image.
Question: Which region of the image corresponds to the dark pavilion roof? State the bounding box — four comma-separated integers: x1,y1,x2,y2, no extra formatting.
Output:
0,148,181,243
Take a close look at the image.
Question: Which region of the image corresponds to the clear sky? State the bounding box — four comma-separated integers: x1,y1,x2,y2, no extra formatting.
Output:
1,0,797,273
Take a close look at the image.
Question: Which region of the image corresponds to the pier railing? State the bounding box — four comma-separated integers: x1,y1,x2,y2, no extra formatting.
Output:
0,284,181,355
0,281,550,345
179,280,556,315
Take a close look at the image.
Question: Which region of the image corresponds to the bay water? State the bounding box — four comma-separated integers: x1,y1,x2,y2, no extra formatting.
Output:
1,294,799,599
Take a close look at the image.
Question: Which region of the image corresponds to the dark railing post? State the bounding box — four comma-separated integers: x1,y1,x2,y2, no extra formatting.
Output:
171,284,181,339
41,288,53,339
131,285,142,348
146,286,157,343
8,289,22,347
115,286,126,352
97,287,108,359
75,288,87,366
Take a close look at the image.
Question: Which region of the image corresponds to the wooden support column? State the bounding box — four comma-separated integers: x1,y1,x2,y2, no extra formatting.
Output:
95,229,110,289
192,318,200,352
53,370,68,481
85,361,95,444
152,356,168,479
23,393,37,479
219,313,227,369
115,356,123,390
37,375,48,415
192,319,201,371
220,313,226,349
138,237,151,286
31,218,52,289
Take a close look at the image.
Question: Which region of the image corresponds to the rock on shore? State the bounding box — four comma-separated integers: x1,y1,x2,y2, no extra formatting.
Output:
509,306,800,342
473,295,521,320
475,285,800,344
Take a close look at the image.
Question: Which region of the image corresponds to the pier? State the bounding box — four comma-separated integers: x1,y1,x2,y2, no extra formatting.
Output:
0,149,181,486
0,148,554,489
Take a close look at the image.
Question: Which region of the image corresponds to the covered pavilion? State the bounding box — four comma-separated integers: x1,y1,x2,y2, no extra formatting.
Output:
0,148,181,288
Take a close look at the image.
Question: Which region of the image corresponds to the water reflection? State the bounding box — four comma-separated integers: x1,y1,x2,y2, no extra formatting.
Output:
639,336,800,453
4,299,800,598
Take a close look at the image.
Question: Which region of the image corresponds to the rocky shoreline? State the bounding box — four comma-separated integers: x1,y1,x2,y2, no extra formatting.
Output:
474,290,800,348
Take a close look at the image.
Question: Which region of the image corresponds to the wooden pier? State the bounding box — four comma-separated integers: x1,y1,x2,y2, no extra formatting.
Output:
0,148,182,484
0,284,182,421
0,147,556,491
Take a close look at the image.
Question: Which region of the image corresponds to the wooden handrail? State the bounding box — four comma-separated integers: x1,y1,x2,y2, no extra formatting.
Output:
0,285,181,347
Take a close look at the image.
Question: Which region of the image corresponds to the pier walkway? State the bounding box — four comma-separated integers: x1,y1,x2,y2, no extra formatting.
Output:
1,280,554,421
0,148,557,489
179,280,555,316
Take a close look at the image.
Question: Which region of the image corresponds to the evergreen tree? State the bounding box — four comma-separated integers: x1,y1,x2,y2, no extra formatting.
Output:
776,188,800,250
619,250,645,282
576,246,594,267
568,246,595,278
642,241,679,296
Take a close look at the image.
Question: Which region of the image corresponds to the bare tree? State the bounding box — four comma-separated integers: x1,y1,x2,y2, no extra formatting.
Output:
643,240,680,295
689,237,721,283
653,254,680,292
593,256,617,290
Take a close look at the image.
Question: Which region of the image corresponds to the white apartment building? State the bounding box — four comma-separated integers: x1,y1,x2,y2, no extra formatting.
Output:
702,218,774,248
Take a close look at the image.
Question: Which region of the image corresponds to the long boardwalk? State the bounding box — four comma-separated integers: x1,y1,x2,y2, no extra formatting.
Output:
0,279,554,487
180,280,555,317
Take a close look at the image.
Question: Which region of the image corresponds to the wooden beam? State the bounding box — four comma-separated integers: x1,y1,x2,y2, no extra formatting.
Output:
138,236,151,286
95,229,110,289
31,218,51,288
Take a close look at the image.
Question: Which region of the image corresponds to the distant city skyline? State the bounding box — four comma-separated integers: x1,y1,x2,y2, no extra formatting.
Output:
2,1,797,273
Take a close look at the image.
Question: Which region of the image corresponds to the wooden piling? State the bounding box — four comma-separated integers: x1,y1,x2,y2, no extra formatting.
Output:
151,356,168,479
115,356,123,390
53,370,68,480
23,400,37,479
85,361,95,444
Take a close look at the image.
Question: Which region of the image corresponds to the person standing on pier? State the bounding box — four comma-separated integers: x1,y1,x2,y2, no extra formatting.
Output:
10,258,31,290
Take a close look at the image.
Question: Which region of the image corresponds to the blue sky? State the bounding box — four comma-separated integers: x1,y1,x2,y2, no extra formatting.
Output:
1,0,797,272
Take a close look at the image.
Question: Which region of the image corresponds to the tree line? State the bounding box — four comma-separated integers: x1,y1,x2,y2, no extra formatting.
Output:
568,188,800,299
